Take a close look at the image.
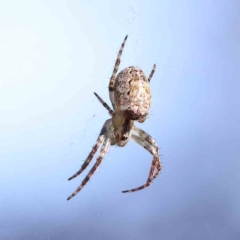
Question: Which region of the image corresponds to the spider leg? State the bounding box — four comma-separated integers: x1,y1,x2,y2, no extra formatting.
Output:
132,127,161,180
67,138,111,200
132,125,159,152
109,35,128,110
122,133,161,193
131,134,160,179
94,92,114,116
148,64,156,82
68,135,105,181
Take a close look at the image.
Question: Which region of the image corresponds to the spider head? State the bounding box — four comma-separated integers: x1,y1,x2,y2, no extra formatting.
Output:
112,113,133,147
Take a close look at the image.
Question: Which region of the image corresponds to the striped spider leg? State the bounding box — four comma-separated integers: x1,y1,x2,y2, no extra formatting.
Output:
108,35,128,110
67,118,115,201
148,64,156,82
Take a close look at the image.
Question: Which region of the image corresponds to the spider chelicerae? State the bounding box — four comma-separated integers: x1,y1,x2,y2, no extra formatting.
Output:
67,35,161,201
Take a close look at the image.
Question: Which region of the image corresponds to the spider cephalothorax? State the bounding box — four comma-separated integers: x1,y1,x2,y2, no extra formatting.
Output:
113,117,133,147
67,35,161,201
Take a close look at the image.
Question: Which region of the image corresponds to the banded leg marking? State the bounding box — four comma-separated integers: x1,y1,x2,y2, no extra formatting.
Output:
94,92,114,116
68,135,105,181
122,134,161,193
148,64,156,82
109,35,128,109
67,139,111,200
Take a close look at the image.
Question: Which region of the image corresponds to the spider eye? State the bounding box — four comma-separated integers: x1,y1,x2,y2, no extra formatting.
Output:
121,135,128,141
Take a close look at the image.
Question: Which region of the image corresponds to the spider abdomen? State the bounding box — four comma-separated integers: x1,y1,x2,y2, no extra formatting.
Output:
114,66,151,123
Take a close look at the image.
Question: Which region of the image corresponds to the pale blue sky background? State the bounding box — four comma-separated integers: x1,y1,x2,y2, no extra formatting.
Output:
0,0,240,239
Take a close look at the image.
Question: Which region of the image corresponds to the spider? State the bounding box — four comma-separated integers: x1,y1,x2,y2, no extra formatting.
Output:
67,35,161,201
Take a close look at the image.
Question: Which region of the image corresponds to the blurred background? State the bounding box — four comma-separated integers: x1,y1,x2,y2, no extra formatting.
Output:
0,0,240,239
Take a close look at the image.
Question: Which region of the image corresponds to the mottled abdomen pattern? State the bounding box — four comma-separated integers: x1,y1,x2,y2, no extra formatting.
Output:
114,66,151,123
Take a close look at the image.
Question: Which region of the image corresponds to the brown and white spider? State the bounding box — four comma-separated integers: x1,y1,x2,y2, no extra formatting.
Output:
67,35,161,201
